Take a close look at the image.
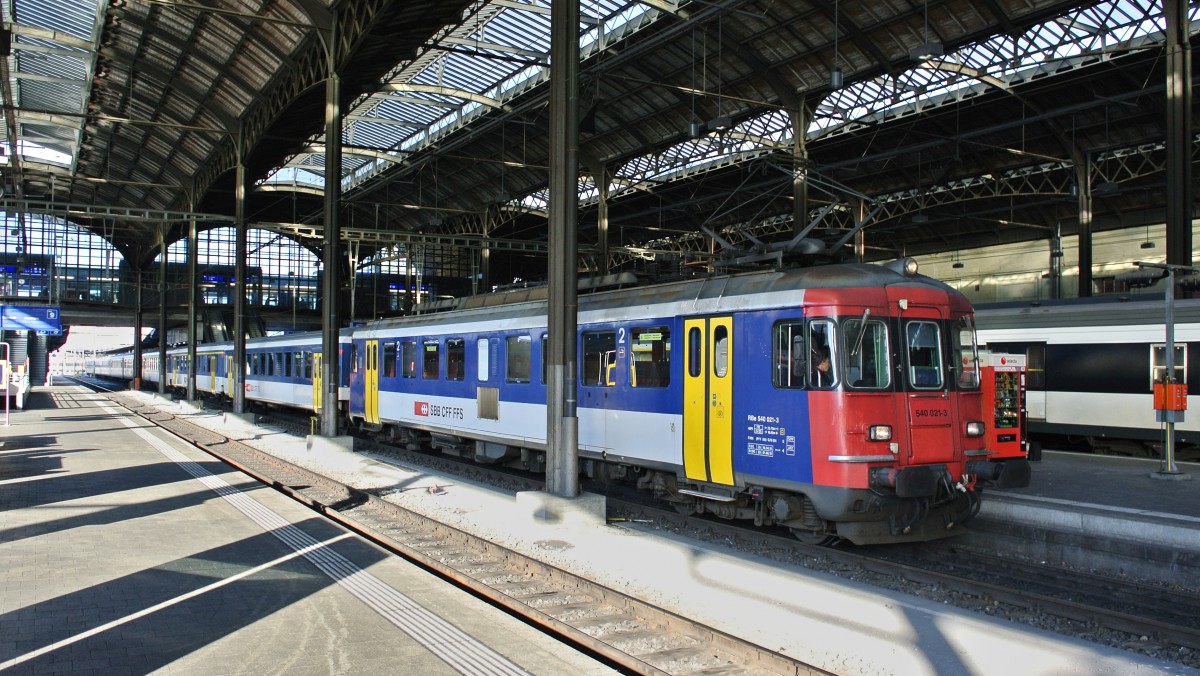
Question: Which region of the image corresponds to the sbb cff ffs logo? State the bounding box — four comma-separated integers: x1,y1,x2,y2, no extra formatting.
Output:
415,401,429,416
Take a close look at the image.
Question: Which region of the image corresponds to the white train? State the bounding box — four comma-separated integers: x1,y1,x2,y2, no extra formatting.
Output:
976,295,1200,455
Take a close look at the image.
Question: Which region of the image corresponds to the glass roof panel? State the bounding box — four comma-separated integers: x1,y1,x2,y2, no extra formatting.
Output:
1,0,99,173
265,0,660,189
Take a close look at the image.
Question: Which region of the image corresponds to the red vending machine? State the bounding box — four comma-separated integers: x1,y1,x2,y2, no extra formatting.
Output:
981,352,1029,460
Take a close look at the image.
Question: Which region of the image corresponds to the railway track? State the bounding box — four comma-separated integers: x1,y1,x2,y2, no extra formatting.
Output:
80,380,1200,670
97,386,825,676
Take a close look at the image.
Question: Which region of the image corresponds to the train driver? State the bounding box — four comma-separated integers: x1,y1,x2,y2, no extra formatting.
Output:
812,347,832,387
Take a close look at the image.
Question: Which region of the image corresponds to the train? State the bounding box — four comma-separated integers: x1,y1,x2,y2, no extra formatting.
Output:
87,260,1030,545
976,295,1200,458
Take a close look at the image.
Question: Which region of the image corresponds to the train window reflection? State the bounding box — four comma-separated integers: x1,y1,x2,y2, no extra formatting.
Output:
478,338,490,382
843,318,889,388
507,335,532,383
383,342,397,378
687,327,701,378
447,338,465,381
906,321,943,389
630,327,670,388
951,317,980,389
401,341,417,378
582,331,617,386
423,340,440,379
713,326,729,377
773,321,806,389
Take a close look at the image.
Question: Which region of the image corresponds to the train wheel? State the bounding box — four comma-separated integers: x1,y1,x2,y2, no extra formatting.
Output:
671,499,697,516
789,528,838,546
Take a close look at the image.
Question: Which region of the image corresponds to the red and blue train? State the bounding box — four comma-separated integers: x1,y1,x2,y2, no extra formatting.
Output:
87,260,1029,545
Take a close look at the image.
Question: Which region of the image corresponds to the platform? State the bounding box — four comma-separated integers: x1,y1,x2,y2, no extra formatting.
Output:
0,387,615,675
974,451,1200,581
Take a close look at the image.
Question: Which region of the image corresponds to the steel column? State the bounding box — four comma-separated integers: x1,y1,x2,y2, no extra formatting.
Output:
186,205,198,402
157,227,167,394
133,269,142,388
546,0,580,498
320,60,343,437
1165,0,1192,271
233,139,248,413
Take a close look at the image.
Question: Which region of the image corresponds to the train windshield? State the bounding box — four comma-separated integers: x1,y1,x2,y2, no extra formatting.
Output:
843,313,890,388
905,321,943,389
951,315,981,390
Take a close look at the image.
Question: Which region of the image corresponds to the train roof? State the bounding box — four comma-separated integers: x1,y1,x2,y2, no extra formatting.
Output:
360,262,962,334
975,295,1200,331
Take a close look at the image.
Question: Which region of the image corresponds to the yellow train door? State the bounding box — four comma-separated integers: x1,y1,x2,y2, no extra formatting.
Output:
365,340,380,425
682,316,735,485
312,352,323,413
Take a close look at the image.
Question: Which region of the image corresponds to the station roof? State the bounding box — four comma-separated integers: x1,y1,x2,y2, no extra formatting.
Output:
0,0,1190,276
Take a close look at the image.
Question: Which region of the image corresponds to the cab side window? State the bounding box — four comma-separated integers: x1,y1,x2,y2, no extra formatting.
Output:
809,319,836,388
773,321,805,389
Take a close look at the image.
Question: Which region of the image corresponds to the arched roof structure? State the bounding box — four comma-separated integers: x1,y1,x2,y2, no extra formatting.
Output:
0,0,1193,290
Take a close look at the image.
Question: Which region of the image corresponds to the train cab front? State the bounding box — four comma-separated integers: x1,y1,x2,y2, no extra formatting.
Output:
838,270,1000,543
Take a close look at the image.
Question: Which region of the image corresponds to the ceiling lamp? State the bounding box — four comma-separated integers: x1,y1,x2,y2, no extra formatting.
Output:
708,116,732,132
910,0,942,61
909,41,944,61
1140,224,1155,249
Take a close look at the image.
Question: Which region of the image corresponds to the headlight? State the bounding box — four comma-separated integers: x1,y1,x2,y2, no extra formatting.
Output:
868,424,893,441
966,421,985,437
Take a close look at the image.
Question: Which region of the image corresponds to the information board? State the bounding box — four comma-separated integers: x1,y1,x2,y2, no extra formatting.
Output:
0,306,62,335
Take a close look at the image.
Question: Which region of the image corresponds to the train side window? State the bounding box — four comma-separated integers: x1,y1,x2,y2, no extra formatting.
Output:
1151,344,1186,385
478,338,490,382
401,341,417,378
446,339,465,381
382,342,397,378
1025,345,1045,390
304,352,313,380
842,318,890,389
808,319,836,388
687,327,701,378
507,335,531,383
906,321,943,389
541,334,548,384
713,325,729,378
423,340,440,379
773,321,806,389
351,344,360,374
582,330,617,386
950,316,980,389
630,327,669,388
285,352,293,377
